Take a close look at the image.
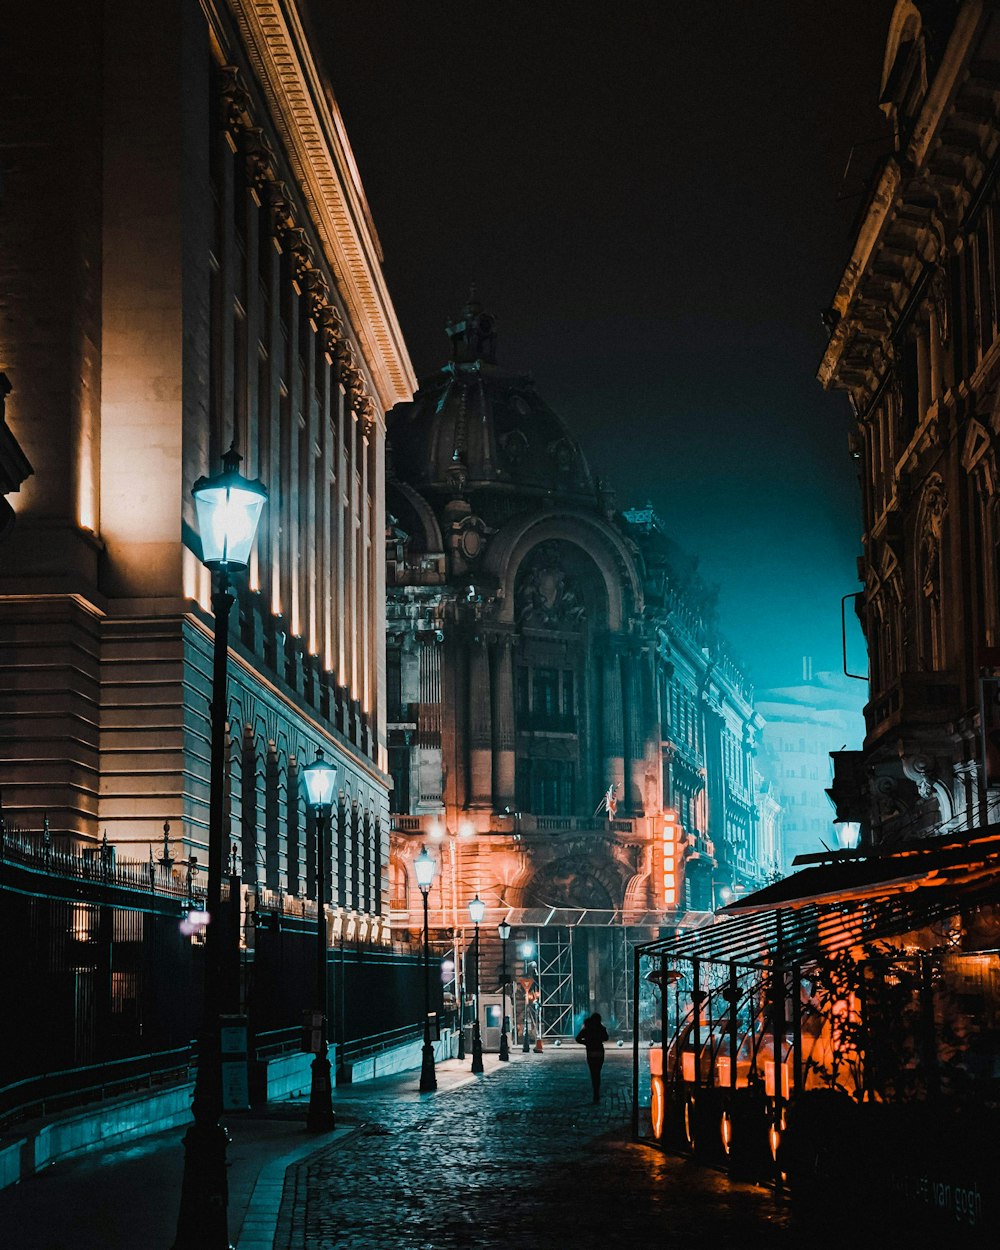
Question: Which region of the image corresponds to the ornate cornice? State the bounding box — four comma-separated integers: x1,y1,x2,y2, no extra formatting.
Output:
222,0,416,414
818,5,994,395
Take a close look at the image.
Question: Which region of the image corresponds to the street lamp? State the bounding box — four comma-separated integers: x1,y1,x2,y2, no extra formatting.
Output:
428,818,473,1057
414,846,437,1092
174,444,266,1250
468,894,485,1074
497,919,511,1061
520,940,535,1053
301,751,338,1132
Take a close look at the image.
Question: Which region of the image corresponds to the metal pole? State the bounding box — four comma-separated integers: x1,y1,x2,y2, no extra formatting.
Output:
499,931,510,1061
173,573,233,1250
522,961,531,1053
307,806,334,1131
630,948,642,1139
471,921,484,1073
419,886,437,1091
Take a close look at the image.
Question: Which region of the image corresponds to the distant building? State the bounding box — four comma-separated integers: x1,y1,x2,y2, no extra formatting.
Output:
385,299,771,1035
756,662,865,866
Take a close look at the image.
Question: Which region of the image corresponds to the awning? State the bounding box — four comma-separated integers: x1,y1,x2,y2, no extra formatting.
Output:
635,831,1000,969
497,906,717,929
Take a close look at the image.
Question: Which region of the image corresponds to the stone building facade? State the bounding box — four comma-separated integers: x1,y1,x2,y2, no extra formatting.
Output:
0,1,415,939
386,301,769,1034
0,375,32,541
756,664,865,866
820,0,1000,846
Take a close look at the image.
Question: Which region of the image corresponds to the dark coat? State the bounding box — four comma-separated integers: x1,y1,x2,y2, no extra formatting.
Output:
576,1017,609,1053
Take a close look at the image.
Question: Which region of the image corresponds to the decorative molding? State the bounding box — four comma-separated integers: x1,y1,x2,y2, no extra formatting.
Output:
224,0,416,412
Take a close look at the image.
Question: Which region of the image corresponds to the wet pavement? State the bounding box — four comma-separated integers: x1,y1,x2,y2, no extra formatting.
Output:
0,1048,798,1249
275,1049,792,1250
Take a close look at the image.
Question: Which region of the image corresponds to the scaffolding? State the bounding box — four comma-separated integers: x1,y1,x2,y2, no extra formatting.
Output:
536,926,574,1038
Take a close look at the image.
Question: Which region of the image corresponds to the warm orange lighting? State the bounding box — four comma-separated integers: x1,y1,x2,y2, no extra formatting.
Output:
651,1075,665,1141
658,809,680,907
721,1110,732,1155
764,1057,792,1099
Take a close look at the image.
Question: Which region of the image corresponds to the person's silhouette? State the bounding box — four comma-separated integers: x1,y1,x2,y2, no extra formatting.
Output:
576,1012,609,1103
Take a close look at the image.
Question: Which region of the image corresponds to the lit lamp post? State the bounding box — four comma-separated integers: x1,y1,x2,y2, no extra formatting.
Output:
414,845,437,1092
520,940,535,1053
301,751,338,1132
428,819,474,1058
497,919,511,1061
468,894,485,1074
174,444,266,1250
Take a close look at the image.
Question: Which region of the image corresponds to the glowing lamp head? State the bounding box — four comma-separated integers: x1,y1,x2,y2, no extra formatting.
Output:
834,820,861,850
520,940,535,959
467,894,486,925
301,750,338,809
458,819,475,838
414,845,437,892
192,444,267,572
497,920,511,941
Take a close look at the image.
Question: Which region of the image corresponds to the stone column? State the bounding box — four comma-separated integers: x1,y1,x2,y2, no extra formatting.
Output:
469,635,493,808
360,419,371,716
491,635,516,809
602,644,625,805
335,383,347,682
348,408,359,698
624,649,645,813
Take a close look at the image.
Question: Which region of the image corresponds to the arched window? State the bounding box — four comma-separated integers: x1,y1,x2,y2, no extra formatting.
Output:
389,854,407,913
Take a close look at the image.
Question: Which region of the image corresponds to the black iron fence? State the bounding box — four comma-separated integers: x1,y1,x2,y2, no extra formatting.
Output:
0,805,435,1128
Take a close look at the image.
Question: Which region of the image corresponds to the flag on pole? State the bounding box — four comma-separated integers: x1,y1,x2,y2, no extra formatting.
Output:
594,782,620,820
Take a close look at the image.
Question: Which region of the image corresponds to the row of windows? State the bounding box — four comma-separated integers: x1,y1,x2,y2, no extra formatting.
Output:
230,744,380,915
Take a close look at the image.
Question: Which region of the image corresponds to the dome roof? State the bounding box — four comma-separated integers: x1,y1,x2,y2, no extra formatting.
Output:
387,297,594,505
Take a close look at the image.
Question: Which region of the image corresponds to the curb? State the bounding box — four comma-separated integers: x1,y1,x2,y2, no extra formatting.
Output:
235,1122,369,1250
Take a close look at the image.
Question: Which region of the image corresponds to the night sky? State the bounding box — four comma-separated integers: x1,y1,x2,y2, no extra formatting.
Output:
307,1,896,695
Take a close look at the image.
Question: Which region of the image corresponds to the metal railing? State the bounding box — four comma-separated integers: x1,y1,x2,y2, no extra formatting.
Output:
0,817,198,901
0,1045,194,1133
253,1025,303,1062
337,1022,425,1065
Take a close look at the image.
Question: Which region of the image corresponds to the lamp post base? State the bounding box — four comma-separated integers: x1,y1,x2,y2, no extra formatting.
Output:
306,1053,335,1133
499,1026,510,1061
172,1119,232,1250
419,1039,437,1092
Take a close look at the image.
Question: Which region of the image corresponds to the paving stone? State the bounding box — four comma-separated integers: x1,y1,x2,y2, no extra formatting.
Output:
274,1051,793,1250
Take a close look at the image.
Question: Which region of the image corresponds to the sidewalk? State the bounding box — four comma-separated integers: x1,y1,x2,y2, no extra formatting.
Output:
0,1052,516,1250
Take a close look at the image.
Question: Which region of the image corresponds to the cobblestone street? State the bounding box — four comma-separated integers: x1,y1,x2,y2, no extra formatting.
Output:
276,1050,793,1250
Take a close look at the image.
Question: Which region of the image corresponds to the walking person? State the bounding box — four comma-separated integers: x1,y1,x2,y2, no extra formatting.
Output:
576,1012,609,1103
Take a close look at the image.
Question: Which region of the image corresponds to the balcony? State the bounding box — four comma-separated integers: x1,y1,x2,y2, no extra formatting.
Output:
865,671,962,739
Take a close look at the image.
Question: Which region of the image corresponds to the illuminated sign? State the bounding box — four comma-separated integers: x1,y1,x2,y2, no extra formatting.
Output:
659,810,679,907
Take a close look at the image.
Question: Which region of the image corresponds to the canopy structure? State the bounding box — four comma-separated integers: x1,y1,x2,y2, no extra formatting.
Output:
635,831,1000,971
499,906,713,929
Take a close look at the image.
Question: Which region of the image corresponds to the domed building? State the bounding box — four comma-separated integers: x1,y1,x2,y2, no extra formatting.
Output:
386,298,770,1038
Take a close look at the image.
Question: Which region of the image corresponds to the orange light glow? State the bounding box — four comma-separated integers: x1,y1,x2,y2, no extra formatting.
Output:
651,1075,665,1141
659,810,679,907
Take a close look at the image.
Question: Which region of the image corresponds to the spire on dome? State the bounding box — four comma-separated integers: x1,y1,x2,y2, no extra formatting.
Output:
446,286,498,364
